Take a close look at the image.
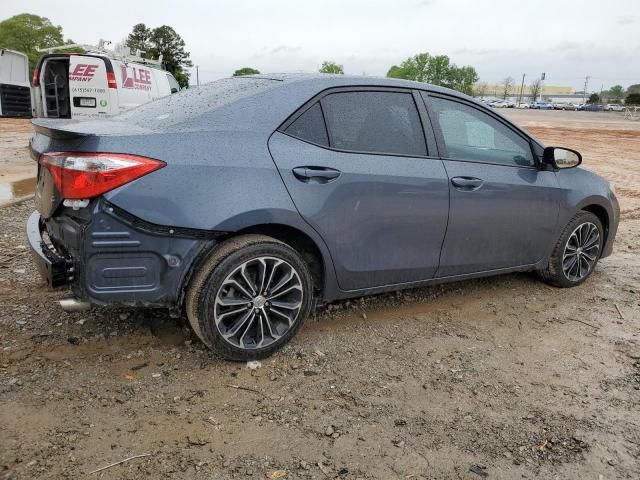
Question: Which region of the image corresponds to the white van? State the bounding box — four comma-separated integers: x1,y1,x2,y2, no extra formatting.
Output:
32,44,181,119
0,49,33,117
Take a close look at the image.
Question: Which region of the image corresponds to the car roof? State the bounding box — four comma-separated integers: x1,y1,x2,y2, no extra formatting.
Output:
244,73,474,101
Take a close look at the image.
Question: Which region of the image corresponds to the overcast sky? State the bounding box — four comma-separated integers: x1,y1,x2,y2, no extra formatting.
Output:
4,0,639,89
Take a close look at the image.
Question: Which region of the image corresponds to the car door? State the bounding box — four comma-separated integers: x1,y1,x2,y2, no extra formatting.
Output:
422,92,561,277
268,88,449,291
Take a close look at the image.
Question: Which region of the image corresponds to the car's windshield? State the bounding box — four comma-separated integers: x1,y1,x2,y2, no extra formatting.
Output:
116,77,281,129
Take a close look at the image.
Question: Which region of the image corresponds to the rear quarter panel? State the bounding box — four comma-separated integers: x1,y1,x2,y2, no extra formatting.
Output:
97,130,298,231
96,127,340,299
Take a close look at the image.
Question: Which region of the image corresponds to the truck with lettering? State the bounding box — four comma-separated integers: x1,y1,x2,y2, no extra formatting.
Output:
31,42,181,119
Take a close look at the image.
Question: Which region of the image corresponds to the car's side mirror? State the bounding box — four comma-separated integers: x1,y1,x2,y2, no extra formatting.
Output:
171,87,178,94
543,146,582,169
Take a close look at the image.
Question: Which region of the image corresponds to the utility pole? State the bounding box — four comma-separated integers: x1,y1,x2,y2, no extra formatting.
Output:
539,72,545,102
196,65,200,86
518,73,526,106
582,76,589,105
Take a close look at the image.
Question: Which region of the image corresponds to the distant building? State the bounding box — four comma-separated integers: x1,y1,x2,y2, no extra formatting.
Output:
476,84,586,103
482,84,574,95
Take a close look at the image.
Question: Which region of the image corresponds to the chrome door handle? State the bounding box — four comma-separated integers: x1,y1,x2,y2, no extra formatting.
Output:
451,176,483,190
293,166,341,182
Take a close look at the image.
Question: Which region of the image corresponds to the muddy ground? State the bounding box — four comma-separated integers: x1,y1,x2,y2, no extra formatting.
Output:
0,119,35,206
1,111,639,479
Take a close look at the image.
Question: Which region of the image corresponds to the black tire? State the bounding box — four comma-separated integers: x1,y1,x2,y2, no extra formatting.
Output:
537,211,604,288
185,234,313,361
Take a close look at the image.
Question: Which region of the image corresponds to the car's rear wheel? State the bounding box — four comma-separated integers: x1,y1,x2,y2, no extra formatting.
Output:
186,234,313,361
537,211,603,288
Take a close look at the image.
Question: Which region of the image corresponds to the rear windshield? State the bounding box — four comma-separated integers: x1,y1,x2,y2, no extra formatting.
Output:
116,77,281,129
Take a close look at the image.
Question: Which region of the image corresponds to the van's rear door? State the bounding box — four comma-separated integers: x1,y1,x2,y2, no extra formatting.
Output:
68,56,110,119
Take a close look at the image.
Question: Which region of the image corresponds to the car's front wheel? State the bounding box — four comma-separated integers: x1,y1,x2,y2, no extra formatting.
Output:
537,211,604,288
186,234,313,360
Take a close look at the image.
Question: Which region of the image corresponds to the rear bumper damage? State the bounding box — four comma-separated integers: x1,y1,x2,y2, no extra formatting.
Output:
26,201,222,308
26,211,72,288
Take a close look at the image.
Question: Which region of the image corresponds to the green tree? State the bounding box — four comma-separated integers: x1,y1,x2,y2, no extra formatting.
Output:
0,13,65,73
386,52,478,95
387,52,430,82
319,61,344,74
449,65,478,96
587,93,600,104
125,23,151,54
626,84,640,95
625,93,640,105
233,67,260,76
126,24,192,88
606,85,625,103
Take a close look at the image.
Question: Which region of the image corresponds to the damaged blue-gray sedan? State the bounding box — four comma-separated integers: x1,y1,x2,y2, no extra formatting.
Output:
27,74,619,360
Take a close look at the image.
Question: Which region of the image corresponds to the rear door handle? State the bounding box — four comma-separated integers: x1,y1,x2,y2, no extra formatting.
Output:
293,166,341,182
451,176,483,190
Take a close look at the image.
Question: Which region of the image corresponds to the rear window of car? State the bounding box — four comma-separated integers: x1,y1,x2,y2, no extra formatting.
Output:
116,77,280,129
320,91,427,156
284,103,329,146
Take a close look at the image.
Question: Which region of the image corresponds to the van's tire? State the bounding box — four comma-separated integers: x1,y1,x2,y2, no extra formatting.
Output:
537,211,603,288
185,234,313,361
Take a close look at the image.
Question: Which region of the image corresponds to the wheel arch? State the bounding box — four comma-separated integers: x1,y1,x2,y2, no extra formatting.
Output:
180,219,336,311
581,203,609,248
220,223,327,295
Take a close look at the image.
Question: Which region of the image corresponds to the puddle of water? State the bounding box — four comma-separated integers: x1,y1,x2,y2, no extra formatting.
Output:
0,176,36,203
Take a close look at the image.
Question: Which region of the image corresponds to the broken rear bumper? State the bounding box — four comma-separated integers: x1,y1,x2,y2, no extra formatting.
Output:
26,210,71,288
26,202,221,308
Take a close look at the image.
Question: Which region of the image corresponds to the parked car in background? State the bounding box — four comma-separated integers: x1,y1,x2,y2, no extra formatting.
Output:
31,42,181,120
0,49,32,117
604,104,624,112
580,104,604,112
27,74,619,360
553,102,579,111
531,101,554,110
491,100,515,108
518,102,530,109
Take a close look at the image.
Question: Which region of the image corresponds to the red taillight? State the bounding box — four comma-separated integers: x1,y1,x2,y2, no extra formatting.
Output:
32,67,40,87
107,71,117,89
39,152,165,199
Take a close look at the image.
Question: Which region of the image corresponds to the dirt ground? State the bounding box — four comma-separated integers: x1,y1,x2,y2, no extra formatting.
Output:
0,119,35,206
1,111,639,480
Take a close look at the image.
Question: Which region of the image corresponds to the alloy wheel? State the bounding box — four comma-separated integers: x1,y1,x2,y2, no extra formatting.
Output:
212,256,303,349
562,222,600,282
